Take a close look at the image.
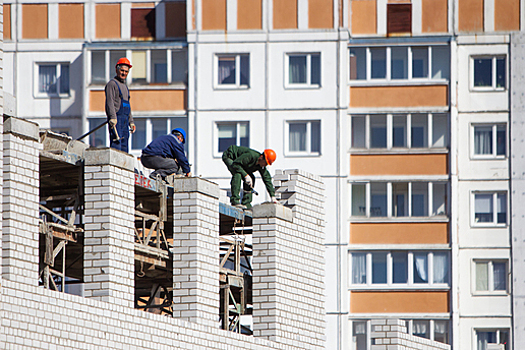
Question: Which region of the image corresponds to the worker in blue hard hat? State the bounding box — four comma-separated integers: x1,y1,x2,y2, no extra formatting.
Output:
140,127,191,180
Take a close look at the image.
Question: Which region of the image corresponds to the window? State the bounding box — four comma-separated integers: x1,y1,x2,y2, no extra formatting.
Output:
387,3,411,35
350,251,449,286
474,261,508,294
472,56,506,90
473,192,507,226
217,54,249,88
287,120,321,155
476,329,509,350
216,122,249,153
89,49,187,85
351,114,448,150
88,117,187,156
351,319,449,348
37,63,70,97
473,124,506,158
349,46,449,82
351,181,447,218
287,53,321,87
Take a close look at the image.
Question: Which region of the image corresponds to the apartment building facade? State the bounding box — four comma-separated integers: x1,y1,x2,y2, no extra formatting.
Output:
2,0,524,349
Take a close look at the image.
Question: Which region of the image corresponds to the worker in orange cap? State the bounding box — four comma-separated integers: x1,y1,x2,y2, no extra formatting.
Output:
105,57,136,152
222,145,278,209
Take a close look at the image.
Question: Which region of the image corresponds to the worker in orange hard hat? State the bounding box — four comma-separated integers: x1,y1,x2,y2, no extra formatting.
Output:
105,57,136,153
222,145,278,209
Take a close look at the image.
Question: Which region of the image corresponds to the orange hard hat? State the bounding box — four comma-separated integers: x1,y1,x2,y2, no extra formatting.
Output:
116,57,132,68
263,149,276,165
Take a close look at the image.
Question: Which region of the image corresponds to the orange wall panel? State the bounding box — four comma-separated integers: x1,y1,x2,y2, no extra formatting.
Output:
350,222,449,244
349,85,448,108
238,0,262,30
351,291,449,313
96,4,121,39
22,4,48,39
494,0,520,31
422,0,447,33
5,4,11,40
90,90,187,112
165,2,187,37
59,4,84,39
273,0,298,29
351,0,377,34
309,0,333,29
350,154,448,176
458,0,483,32
202,0,226,30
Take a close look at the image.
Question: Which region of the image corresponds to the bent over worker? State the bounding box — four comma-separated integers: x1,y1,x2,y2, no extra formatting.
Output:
141,128,191,180
105,57,136,152
222,145,278,209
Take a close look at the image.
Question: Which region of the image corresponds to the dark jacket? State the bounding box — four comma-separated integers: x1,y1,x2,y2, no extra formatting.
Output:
222,145,275,197
142,134,191,174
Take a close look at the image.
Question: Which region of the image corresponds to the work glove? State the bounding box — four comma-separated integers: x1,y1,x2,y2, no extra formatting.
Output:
271,196,278,204
130,123,136,133
109,118,117,127
244,175,253,188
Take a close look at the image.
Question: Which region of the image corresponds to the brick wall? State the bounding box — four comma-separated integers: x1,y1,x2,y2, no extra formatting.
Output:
370,319,451,350
252,169,326,349
83,148,136,307
2,117,41,286
172,177,221,327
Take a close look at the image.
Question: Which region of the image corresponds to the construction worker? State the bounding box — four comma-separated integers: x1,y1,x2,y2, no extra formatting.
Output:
222,145,278,209
141,128,191,180
105,57,136,153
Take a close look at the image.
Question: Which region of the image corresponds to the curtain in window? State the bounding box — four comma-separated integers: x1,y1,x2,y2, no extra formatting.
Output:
434,321,447,335
289,56,306,84
474,127,492,155
475,194,493,223
476,262,488,291
414,253,428,283
352,254,366,284
218,58,236,84
493,262,506,291
353,322,366,335
289,123,306,152
477,332,489,350
433,253,448,284
39,65,57,93
59,64,70,94
413,320,429,338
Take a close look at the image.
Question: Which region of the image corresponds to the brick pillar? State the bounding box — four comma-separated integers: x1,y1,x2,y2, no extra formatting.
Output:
83,148,135,307
252,169,326,350
2,117,41,285
172,177,220,327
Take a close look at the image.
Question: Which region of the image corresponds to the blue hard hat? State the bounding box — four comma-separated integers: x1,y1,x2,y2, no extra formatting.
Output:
172,128,186,143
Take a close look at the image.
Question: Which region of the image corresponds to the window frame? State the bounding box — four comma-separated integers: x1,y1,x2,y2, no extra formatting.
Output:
214,121,250,157
285,52,322,89
285,120,322,156
471,123,507,159
349,45,449,83
474,328,510,350
471,191,508,227
351,181,448,218
351,113,449,150
350,251,450,288
89,48,187,86
472,260,509,295
34,62,70,98
470,55,507,92
214,53,250,89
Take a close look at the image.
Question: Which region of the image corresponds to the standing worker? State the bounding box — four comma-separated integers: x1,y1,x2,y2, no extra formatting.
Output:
141,128,191,181
222,145,278,209
105,57,136,152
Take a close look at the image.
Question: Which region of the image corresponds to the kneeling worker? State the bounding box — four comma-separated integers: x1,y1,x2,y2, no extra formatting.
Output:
141,128,192,180
222,145,278,209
